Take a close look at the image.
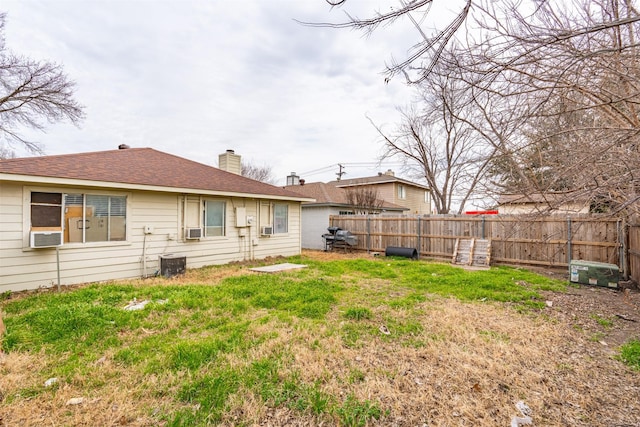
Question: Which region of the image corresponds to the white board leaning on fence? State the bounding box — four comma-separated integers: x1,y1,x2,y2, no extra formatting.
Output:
452,238,492,269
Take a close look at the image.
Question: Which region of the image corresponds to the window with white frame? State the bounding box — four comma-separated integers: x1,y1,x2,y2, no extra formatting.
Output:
30,192,63,230
65,194,127,243
274,203,288,234
203,200,226,237
398,184,406,199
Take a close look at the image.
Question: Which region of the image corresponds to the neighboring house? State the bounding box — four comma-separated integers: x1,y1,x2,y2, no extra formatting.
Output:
284,179,408,250
329,170,432,215
498,193,590,214
0,147,312,292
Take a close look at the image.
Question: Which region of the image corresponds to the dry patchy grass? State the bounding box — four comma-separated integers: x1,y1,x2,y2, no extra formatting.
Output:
1,250,639,426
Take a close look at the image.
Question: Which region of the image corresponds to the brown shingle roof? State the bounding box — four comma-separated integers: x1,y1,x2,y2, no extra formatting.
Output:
0,148,308,200
329,173,430,190
284,182,407,210
285,182,349,205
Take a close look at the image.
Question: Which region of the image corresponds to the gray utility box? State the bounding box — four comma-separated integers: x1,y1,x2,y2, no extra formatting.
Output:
159,254,186,278
569,260,619,288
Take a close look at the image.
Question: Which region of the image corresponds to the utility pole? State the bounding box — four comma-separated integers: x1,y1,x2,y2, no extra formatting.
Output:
336,163,346,181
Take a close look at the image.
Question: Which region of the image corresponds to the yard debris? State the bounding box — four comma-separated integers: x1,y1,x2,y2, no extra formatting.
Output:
615,313,637,322
379,325,391,335
123,298,168,311
66,397,85,406
44,378,58,388
546,300,553,307
93,356,107,365
510,401,532,427
123,298,150,311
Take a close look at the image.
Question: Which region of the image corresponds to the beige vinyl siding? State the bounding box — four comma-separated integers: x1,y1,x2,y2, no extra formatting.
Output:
499,203,589,215
403,185,431,214
252,201,301,259
358,182,430,215
374,183,395,204
0,182,25,254
0,183,303,293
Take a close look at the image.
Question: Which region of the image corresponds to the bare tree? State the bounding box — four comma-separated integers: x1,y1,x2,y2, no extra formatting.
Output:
344,186,384,214
469,0,640,214
372,57,498,214
0,13,84,153
241,161,276,184
309,1,640,214
309,0,640,85
303,0,472,83
0,145,15,159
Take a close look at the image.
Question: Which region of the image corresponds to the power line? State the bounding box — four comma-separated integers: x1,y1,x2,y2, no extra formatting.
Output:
300,162,404,177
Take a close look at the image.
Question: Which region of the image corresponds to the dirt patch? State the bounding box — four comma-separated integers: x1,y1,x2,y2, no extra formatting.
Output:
541,284,640,349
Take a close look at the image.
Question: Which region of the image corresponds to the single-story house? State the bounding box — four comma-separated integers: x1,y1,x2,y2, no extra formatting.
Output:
284,179,408,250
0,147,313,292
497,192,590,215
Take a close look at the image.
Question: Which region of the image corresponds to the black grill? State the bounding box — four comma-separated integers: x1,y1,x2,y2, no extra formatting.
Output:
322,227,357,251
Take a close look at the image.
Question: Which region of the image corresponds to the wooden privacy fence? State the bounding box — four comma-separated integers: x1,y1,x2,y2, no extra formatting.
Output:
627,224,640,284
329,214,623,273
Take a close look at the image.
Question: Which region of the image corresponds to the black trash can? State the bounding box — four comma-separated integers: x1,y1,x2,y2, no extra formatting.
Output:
385,246,418,260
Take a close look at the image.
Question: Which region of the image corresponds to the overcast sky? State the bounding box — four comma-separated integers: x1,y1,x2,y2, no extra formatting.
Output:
1,0,439,185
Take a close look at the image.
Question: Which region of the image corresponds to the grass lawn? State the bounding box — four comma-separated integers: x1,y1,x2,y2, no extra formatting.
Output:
1,252,638,426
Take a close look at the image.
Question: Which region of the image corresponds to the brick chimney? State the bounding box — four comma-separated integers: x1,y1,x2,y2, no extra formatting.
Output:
218,149,241,175
286,172,300,186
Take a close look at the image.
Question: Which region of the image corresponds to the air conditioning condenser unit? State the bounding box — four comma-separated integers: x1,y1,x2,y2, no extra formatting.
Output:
570,260,619,288
260,226,274,236
30,231,63,248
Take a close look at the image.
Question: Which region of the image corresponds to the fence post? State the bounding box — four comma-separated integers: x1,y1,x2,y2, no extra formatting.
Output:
621,219,629,280
366,215,371,253
567,217,572,274
417,216,421,259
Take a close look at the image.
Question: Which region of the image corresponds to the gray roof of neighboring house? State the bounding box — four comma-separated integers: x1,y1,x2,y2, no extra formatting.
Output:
284,182,408,211
0,147,311,201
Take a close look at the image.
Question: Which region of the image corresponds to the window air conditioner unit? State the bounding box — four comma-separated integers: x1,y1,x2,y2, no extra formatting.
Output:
260,226,274,236
185,228,203,240
30,231,63,248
